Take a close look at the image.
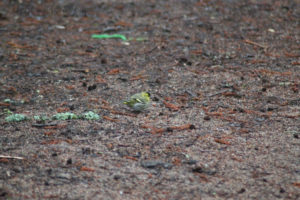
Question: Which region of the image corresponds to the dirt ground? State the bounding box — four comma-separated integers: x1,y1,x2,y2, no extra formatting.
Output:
0,0,299,199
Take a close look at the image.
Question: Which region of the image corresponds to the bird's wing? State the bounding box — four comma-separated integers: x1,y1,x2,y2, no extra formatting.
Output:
134,98,142,103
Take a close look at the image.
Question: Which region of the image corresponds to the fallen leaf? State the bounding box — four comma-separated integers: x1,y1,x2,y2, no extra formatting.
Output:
214,138,231,145
292,182,300,188
103,116,119,122
163,101,180,111
65,85,75,90
170,124,193,130
124,156,138,161
96,75,106,83
172,157,181,166
44,131,55,136
80,166,95,172
56,107,70,113
0,158,9,163
107,68,120,75
0,102,10,106
130,75,147,81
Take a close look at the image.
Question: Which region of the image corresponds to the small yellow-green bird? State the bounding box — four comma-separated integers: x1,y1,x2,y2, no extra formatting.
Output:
123,92,151,112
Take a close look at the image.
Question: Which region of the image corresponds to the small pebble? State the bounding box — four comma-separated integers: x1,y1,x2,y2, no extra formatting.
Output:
88,84,97,91
204,116,211,121
141,160,173,169
66,158,72,165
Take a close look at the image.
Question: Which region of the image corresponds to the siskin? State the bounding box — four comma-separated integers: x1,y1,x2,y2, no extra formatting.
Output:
123,92,151,112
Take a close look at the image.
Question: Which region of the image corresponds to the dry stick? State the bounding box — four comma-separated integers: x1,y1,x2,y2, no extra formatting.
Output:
244,39,267,49
0,102,10,106
170,124,193,130
32,123,58,128
143,46,157,54
130,75,148,81
163,101,180,111
71,69,89,73
0,155,24,160
207,89,231,97
103,116,119,122
142,124,193,134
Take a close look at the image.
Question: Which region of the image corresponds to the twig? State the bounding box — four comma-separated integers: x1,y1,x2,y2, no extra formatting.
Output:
32,123,58,128
163,101,180,111
103,116,119,122
141,124,194,134
130,75,148,81
169,124,194,130
71,69,89,73
0,155,24,160
0,102,10,106
144,46,157,54
244,39,267,49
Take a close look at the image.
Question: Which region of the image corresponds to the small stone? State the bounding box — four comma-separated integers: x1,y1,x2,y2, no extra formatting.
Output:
141,160,173,169
46,169,52,175
279,188,285,193
101,58,107,64
55,25,65,29
66,158,72,165
51,153,58,157
189,124,196,129
192,166,216,175
204,116,211,121
166,127,173,132
238,188,246,194
69,104,75,110
152,97,159,102
268,28,275,33
57,173,71,180
12,167,22,173
0,188,9,198
255,117,265,122
88,84,97,91
184,160,197,165
113,174,122,180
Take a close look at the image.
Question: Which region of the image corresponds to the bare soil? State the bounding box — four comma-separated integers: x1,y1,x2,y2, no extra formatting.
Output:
0,0,299,199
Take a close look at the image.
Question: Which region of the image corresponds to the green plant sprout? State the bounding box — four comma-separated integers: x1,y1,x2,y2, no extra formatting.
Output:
5,114,28,122
81,111,100,120
52,112,79,120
